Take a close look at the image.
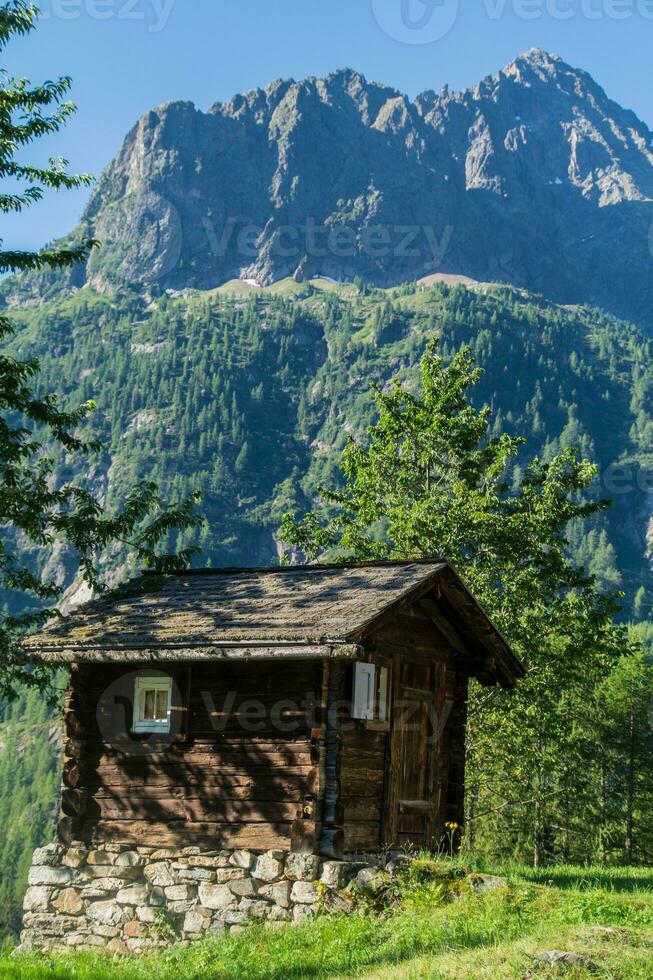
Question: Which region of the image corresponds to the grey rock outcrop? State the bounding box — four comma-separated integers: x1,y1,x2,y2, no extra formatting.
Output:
12,49,652,331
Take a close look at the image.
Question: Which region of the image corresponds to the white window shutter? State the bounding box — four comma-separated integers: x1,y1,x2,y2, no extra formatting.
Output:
353,662,376,720
378,667,389,722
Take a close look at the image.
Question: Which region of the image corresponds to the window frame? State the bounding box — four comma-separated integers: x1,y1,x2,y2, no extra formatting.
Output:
132,674,173,734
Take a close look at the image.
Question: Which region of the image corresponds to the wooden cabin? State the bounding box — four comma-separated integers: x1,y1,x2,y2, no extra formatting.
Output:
25,560,523,858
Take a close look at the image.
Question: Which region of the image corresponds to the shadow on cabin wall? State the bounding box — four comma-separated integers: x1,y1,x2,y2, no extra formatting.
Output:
64,658,328,854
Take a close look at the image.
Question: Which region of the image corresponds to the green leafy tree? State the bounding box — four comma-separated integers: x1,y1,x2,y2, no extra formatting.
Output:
0,1,202,698
279,342,627,864
594,642,653,864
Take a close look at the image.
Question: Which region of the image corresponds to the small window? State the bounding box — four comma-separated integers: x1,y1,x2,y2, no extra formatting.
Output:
132,675,172,733
352,662,376,720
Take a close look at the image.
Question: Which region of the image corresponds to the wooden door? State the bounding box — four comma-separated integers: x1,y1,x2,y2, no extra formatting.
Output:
386,660,446,847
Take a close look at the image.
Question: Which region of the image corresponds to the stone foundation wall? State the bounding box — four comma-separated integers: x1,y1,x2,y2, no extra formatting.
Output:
19,842,369,953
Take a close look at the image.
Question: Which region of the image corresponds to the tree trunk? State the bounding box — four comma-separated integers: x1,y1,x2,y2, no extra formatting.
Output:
598,754,607,865
464,779,478,853
561,792,570,863
533,749,544,868
533,794,541,868
625,705,636,864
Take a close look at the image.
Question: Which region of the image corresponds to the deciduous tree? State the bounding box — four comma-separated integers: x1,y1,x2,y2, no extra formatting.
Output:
280,342,629,863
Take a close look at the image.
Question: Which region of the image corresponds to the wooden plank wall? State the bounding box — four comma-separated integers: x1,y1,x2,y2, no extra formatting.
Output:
60,660,323,851
58,595,474,856
337,602,469,853
340,726,388,852
338,663,389,854
443,670,469,831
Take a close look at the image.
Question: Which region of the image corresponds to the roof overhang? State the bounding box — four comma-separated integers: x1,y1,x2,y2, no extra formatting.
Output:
343,563,524,689
22,559,524,688
26,641,363,665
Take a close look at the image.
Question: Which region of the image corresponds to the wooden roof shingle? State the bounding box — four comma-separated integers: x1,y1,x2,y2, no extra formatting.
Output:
23,560,524,686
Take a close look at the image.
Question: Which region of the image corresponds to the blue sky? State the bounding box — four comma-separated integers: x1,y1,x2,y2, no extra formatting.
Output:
5,0,653,250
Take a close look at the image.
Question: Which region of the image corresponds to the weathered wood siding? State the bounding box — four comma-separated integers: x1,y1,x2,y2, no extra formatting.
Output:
336,603,469,853
337,657,389,853
61,660,324,851
59,589,475,856
443,670,469,831
340,725,388,852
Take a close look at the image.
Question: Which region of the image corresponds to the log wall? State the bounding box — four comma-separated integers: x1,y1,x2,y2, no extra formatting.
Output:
59,590,474,856
61,660,323,851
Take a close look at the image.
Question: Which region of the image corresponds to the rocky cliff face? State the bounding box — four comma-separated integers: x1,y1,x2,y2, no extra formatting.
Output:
7,49,653,330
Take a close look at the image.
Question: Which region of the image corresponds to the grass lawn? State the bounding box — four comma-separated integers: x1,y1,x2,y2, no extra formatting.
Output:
1,863,652,979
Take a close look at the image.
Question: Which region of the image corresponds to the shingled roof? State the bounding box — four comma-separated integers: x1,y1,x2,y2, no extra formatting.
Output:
23,560,524,687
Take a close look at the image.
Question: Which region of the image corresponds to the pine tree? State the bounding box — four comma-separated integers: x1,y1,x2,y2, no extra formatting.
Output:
0,2,202,697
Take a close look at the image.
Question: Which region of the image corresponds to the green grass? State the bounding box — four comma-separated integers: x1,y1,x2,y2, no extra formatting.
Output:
492,863,653,894
2,864,652,979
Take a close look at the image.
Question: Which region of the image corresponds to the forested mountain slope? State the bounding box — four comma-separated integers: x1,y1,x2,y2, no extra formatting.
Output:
8,278,653,609
2,276,653,935
0,685,61,936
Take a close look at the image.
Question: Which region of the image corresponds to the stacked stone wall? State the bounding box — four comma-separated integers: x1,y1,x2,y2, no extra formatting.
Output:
19,843,368,953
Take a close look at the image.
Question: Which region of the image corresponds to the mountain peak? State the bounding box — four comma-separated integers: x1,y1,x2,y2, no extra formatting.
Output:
25,51,653,332
324,67,367,84
514,47,562,66
503,47,574,81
